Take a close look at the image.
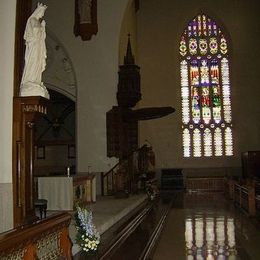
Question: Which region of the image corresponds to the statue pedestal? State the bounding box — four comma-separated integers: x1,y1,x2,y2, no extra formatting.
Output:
13,96,49,227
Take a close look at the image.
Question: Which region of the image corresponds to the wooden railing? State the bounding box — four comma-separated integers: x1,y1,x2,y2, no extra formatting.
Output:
0,212,72,259
101,145,152,196
101,163,119,196
185,177,225,192
234,183,256,216
225,178,257,216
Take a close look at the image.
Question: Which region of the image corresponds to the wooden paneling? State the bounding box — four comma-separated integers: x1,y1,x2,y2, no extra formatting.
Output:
241,151,260,179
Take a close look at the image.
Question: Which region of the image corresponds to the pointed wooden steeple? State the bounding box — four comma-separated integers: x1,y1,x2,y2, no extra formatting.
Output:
117,34,141,107
124,34,135,65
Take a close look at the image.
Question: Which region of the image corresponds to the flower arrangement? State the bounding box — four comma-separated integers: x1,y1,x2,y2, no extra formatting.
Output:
74,205,100,255
146,180,159,201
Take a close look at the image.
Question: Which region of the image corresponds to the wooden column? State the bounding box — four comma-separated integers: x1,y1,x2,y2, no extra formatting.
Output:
13,96,48,227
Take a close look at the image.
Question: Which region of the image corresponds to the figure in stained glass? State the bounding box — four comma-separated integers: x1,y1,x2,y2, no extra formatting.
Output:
201,87,210,107
212,87,221,107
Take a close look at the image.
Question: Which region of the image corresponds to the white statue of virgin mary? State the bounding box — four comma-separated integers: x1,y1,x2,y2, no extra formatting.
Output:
20,3,50,99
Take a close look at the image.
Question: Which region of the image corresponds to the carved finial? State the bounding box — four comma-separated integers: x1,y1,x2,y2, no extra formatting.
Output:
124,34,135,65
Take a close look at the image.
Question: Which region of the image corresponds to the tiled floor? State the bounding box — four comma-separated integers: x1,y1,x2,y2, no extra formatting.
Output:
152,192,260,260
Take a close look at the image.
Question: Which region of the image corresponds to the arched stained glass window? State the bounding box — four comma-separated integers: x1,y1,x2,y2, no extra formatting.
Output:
179,14,233,157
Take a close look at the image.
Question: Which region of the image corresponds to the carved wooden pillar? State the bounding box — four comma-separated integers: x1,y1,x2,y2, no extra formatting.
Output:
13,97,48,227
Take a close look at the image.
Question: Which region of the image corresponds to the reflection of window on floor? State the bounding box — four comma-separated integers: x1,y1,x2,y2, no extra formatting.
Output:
185,215,236,259
179,14,233,158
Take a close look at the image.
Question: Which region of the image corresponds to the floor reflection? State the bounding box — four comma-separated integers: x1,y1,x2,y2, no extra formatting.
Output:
185,214,236,259
152,192,260,260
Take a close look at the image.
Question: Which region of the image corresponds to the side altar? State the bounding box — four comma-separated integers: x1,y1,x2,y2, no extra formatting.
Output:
37,174,96,211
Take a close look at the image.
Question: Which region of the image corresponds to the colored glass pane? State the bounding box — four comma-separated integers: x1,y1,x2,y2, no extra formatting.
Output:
180,36,187,56
189,38,198,55
208,21,212,36
190,60,199,85
221,58,232,123
199,39,208,55
213,22,217,35
198,15,202,36
220,35,228,54
201,86,211,124
225,127,233,156
192,19,197,36
183,129,191,157
209,37,218,54
181,61,190,124
212,86,221,123
191,86,200,123
202,15,207,36
204,128,212,156
193,128,201,157
214,128,223,156
210,59,219,84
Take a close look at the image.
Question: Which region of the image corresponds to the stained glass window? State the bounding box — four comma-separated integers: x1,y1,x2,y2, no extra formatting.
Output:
180,14,233,157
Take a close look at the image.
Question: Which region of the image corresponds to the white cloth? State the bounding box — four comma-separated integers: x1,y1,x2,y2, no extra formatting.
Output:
38,177,73,210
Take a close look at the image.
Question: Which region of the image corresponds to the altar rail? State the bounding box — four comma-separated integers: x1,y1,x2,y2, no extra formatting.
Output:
0,212,72,259
225,179,256,216
185,177,225,192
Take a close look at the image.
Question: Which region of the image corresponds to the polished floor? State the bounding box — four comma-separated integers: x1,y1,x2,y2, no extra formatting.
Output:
152,192,260,260
70,192,260,259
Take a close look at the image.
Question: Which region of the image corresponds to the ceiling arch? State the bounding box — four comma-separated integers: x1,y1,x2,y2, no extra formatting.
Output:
43,29,77,102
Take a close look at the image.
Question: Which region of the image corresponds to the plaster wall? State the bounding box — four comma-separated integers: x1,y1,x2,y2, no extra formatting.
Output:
119,0,138,65
0,0,16,232
137,0,260,170
0,0,16,183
